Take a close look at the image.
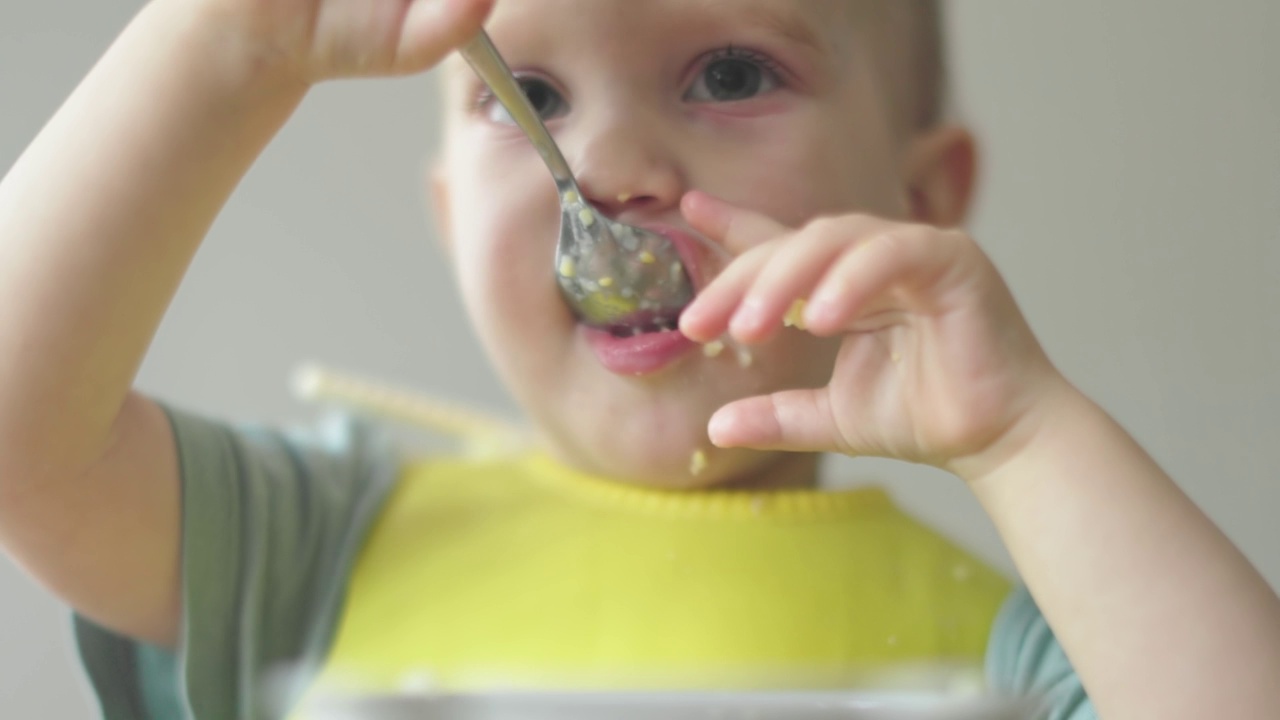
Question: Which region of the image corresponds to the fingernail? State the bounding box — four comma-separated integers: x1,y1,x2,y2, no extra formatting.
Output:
730,299,764,334
707,412,733,447
804,297,838,328
677,316,702,341
681,194,710,230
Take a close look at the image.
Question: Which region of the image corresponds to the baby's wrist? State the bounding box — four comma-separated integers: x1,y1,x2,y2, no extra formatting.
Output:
947,374,1091,489
141,0,315,101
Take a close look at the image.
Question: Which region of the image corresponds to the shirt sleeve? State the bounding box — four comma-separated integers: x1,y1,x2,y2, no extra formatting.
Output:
72,404,401,720
986,586,1097,720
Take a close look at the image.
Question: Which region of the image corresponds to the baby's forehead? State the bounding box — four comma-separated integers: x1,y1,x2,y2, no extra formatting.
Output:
479,0,866,52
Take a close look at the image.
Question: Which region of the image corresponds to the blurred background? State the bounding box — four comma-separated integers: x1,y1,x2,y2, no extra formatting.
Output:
2,0,1278,715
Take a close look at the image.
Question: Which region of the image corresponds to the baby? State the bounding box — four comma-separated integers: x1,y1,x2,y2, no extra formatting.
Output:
1,0,1279,718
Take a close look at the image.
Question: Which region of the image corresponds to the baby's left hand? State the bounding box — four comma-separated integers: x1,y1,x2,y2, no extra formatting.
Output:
679,192,1070,478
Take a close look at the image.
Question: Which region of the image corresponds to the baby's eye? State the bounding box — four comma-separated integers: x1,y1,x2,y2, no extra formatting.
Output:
484,77,568,124
685,51,781,103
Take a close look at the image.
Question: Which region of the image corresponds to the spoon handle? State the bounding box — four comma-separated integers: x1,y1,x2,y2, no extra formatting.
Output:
459,31,577,188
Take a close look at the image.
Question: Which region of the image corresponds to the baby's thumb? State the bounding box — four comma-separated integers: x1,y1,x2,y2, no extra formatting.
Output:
397,0,495,74
708,389,845,454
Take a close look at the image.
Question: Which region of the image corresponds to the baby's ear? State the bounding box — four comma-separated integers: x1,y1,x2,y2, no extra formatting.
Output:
428,162,454,257
902,125,978,228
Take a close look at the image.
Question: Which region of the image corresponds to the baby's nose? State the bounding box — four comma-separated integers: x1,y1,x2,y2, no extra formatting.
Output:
569,111,685,217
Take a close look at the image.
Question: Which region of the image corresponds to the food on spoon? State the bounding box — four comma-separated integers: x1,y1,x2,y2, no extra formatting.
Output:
559,257,577,278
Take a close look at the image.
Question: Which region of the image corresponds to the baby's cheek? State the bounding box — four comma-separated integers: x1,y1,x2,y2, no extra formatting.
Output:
703,154,851,233
728,114,894,222
462,243,548,326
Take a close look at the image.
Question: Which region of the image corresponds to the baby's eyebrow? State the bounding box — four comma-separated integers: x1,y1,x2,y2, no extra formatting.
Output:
710,0,829,56
749,7,824,52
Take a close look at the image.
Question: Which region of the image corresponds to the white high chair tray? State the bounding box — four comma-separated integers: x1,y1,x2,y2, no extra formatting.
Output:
301,691,1041,720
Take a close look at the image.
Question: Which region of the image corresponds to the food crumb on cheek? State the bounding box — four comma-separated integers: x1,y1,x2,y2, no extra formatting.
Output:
736,346,754,368
689,449,708,476
702,340,725,358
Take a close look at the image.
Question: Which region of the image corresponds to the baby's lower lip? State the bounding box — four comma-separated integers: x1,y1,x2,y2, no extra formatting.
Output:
582,325,696,375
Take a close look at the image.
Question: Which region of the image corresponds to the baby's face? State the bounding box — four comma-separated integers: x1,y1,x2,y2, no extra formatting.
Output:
436,0,910,488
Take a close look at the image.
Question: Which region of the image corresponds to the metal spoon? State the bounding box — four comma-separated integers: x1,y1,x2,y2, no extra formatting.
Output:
459,31,694,332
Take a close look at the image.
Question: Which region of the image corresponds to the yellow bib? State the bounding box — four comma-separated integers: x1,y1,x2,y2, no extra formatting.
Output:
295,451,1009,702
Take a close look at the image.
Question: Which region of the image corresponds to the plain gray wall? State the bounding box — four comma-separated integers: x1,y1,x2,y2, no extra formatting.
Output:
2,1,1278,716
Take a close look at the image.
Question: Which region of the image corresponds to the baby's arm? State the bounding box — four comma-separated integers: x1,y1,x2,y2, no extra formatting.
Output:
0,0,489,648
680,191,1280,718
965,388,1280,719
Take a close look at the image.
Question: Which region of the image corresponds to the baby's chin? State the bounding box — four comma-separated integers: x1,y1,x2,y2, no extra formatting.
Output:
545,436,802,492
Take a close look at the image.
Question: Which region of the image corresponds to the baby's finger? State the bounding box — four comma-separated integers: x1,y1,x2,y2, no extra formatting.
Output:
804,226,960,335
682,191,790,256
729,216,891,344
708,388,844,454
395,0,495,74
680,240,780,343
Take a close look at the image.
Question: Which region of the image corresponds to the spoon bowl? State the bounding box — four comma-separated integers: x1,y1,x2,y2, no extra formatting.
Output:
554,190,694,331
459,31,696,330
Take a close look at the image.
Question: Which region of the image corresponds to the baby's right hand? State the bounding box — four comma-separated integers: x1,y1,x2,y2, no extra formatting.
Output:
192,0,493,84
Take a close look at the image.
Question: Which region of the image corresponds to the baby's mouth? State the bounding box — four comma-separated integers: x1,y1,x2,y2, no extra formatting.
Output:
595,222,710,339
604,311,684,338
582,313,697,376
558,221,715,339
